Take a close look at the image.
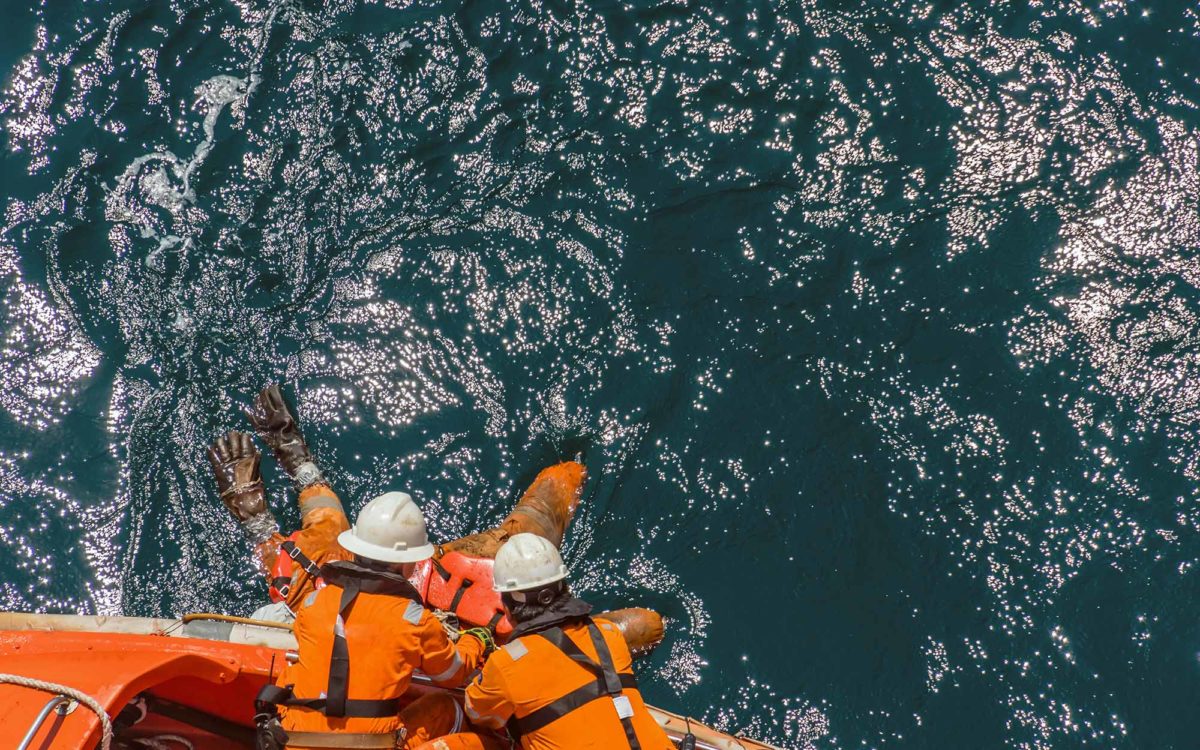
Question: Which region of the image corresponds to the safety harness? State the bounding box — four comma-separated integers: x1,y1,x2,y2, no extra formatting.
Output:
269,535,323,602
256,562,424,722
507,619,642,749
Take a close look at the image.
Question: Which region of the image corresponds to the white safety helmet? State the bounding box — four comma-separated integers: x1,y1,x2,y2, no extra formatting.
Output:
493,532,568,593
337,492,435,563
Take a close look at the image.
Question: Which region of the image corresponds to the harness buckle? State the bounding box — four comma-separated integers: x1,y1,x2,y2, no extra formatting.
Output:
287,544,304,560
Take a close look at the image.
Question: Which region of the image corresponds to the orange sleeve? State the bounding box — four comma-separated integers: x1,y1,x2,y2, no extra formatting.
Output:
297,484,347,523
417,609,487,687
292,485,351,565
251,531,286,578
463,657,514,730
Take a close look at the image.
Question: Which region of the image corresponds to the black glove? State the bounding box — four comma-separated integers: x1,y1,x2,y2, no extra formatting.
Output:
207,431,279,543
245,384,324,489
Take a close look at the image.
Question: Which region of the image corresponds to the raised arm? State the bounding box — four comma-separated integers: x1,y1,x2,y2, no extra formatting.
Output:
244,385,351,607
206,430,282,571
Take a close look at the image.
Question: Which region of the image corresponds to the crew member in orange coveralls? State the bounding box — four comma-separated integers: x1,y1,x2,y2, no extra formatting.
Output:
207,384,663,649
419,534,675,750
208,386,667,747
254,492,494,750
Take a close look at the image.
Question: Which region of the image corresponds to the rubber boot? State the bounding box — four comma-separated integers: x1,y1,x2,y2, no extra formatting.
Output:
442,461,587,557
593,607,665,657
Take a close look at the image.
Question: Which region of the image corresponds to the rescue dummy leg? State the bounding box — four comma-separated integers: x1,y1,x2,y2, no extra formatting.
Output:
441,461,586,556
439,461,664,654
592,606,664,658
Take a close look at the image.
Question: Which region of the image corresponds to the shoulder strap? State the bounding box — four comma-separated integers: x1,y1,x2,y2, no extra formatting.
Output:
325,580,360,718
306,562,426,718
538,626,602,677
273,539,322,599
583,622,642,749
281,539,322,579
506,622,641,748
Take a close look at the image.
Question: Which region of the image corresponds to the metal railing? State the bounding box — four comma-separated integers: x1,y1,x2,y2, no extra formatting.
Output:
17,694,76,750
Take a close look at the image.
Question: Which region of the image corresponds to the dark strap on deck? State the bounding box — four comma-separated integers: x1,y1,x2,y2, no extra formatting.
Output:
255,684,399,719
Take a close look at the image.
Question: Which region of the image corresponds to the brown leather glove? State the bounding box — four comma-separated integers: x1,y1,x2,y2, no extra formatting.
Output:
207,430,278,542
245,384,325,489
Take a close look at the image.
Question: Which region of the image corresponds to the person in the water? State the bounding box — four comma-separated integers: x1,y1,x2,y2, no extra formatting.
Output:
207,385,352,622
207,385,664,651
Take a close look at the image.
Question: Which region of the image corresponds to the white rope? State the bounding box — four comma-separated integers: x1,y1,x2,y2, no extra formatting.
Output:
0,673,114,750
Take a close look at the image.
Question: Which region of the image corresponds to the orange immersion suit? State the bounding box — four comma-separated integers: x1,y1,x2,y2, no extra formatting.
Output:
463,617,675,750
254,484,353,612
268,561,487,749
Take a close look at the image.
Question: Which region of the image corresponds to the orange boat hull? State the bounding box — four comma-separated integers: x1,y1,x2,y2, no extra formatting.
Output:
0,615,782,750
1,629,272,748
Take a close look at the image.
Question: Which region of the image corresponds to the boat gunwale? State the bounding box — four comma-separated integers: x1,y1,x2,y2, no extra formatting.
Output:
0,611,786,750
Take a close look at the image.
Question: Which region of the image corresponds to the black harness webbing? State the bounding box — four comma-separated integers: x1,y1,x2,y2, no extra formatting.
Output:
507,622,642,748
284,540,322,577
486,611,505,631
430,557,479,620
258,562,424,720
255,684,399,719
274,540,322,598
447,578,473,612
324,581,358,717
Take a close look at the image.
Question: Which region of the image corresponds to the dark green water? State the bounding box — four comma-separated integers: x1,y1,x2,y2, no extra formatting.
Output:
3,1,1200,747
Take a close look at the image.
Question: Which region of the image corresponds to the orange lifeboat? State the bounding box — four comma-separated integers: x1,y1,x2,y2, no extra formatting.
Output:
0,612,783,750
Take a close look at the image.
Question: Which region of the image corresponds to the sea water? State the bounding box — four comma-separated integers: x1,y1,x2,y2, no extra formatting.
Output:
2,1,1199,747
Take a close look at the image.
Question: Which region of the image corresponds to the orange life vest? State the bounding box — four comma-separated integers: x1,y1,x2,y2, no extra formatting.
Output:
409,551,514,638
268,533,324,603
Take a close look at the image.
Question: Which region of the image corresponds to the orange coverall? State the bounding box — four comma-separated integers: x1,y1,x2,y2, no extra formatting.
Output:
278,573,487,749
253,484,352,612
461,618,674,750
